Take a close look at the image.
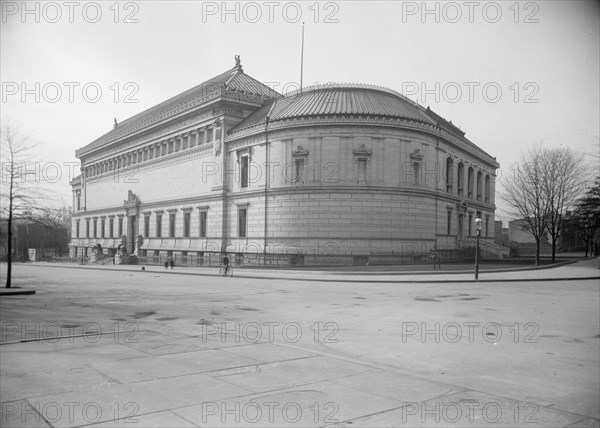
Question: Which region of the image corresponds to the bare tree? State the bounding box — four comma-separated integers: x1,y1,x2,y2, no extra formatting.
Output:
0,122,52,288
573,177,600,257
500,145,551,265
541,148,588,262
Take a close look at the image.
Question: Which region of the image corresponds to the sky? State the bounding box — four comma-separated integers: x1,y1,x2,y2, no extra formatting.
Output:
1,0,599,223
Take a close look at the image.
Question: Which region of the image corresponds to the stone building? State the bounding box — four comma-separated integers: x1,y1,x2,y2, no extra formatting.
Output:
69,58,499,264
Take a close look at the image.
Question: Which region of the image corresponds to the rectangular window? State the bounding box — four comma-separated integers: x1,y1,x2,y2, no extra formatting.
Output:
86,220,90,238
109,218,114,238
447,211,452,235
468,213,473,237
144,215,150,238
156,214,162,238
118,217,123,237
183,212,190,238
238,208,247,237
295,159,305,183
76,220,80,238
206,128,213,142
241,156,249,188
413,163,420,186
169,213,176,237
168,141,173,153
200,211,207,238
93,219,97,238
358,159,367,183
101,219,105,238
76,192,81,211
485,217,489,237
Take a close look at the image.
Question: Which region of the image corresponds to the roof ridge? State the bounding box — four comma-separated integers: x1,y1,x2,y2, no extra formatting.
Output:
102,66,237,131
284,82,422,108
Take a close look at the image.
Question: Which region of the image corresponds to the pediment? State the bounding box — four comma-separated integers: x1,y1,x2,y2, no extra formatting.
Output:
124,190,140,207
292,145,309,157
353,144,372,157
410,149,423,162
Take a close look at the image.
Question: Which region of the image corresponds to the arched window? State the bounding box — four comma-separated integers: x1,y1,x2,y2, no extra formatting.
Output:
485,175,491,203
457,163,464,196
467,167,474,199
476,171,482,201
446,158,454,193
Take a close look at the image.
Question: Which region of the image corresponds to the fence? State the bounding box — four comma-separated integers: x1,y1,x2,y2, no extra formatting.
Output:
62,247,502,267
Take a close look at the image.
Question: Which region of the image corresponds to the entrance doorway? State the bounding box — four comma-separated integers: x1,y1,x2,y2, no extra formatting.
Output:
128,215,137,253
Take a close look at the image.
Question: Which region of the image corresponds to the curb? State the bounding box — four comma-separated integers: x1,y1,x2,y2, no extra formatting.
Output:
325,259,580,276
0,288,36,296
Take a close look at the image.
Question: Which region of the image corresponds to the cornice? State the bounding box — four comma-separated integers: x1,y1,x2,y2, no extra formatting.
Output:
80,108,225,161
226,185,497,209
227,115,499,169
73,193,224,218
82,143,214,184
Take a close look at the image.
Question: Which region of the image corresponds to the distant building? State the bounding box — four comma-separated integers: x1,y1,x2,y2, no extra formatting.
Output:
508,219,551,255
0,216,70,262
494,220,508,246
558,211,586,252
69,58,499,263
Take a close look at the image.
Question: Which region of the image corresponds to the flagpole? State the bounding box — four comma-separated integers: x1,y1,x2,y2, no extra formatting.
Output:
300,22,305,94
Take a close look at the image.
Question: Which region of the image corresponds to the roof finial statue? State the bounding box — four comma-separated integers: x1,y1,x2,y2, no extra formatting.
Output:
235,55,241,67
113,117,118,129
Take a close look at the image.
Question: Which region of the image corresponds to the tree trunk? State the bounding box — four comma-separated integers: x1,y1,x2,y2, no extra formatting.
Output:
535,238,541,266
551,235,557,263
6,214,12,288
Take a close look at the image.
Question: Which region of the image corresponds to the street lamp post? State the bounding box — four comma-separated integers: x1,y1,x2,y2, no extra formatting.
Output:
474,216,482,279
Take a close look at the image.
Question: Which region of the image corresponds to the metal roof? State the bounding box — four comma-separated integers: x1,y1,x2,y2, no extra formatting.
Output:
229,83,437,133
76,65,281,157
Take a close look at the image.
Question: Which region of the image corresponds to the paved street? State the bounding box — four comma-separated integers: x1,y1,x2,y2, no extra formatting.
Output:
1,260,599,427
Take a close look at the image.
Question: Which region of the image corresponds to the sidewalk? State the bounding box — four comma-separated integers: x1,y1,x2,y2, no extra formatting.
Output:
1,257,598,427
15,257,600,283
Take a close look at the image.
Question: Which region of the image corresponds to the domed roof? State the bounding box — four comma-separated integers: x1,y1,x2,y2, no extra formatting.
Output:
229,83,437,134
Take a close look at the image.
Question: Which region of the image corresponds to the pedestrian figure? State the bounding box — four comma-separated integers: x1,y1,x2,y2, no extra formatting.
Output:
223,256,230,276
164,260,168,269
169,258,175,270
